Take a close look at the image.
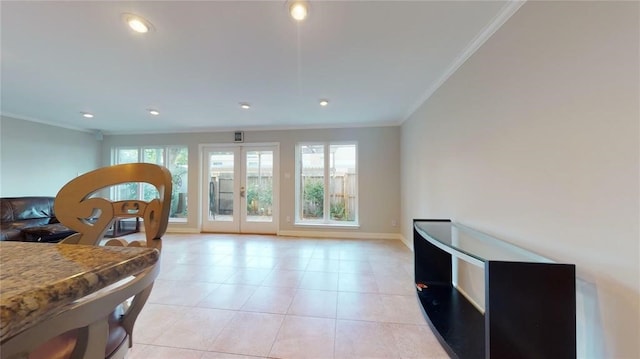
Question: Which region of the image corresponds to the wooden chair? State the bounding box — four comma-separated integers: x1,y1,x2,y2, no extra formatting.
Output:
55,162,172,251
1,163,172,359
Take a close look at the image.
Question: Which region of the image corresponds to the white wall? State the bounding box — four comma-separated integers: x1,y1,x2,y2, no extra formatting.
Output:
101,126,401,237
0,116,102,196
401,1,638,358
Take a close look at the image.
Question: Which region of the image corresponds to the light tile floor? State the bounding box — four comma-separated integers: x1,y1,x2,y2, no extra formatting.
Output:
125,233,449,359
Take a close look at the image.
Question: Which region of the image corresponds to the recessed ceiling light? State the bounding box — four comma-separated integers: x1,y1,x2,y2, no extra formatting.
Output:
81,112,94,118
240,103,251,110
123,13,153,33
319,99,329,107
148,109,160,116
288,1,309,21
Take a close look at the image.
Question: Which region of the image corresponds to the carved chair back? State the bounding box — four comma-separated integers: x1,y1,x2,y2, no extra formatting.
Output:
54,163,173,250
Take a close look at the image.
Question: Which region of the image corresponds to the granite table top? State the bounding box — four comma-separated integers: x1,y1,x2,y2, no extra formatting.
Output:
0,241,159,342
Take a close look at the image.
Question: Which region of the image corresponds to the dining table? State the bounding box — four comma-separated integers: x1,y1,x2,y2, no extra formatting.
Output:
0,241,160,345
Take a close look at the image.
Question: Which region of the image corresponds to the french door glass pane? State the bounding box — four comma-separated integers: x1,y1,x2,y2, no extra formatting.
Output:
246,150,273,223
300,144,324,220
208,151,234,221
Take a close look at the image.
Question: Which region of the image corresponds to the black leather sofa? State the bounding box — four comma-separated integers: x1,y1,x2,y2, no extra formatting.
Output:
0,197,76,242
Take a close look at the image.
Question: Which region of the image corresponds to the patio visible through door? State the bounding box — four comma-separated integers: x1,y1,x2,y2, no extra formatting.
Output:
201,145,278,234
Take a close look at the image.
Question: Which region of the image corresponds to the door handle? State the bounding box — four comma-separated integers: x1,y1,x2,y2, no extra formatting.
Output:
240,186,245,198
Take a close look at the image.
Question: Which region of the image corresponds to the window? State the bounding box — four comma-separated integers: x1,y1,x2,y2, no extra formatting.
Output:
112,146,188,221
296,142,357,225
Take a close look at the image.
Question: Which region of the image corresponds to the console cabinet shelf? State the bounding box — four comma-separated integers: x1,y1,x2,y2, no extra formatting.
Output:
413,219,576,359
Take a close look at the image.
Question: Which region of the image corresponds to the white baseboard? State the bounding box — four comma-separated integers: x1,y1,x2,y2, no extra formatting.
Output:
165,227,201,234
277,230,402,240
399,233,411,250
164,227,402,240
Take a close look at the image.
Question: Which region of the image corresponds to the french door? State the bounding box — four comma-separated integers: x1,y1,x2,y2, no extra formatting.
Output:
201,144,278,234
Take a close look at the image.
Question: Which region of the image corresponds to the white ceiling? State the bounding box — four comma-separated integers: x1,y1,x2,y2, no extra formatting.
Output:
1,1,519,135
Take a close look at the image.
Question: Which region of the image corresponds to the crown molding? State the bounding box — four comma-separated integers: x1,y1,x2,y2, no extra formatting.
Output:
403,0,527,122
0,112,94,134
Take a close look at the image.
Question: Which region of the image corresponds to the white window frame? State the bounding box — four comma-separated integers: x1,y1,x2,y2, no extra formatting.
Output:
294,141,358,227
111,146,188,223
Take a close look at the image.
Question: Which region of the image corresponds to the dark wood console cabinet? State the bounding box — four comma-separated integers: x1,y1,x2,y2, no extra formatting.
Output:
413,219,576,359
